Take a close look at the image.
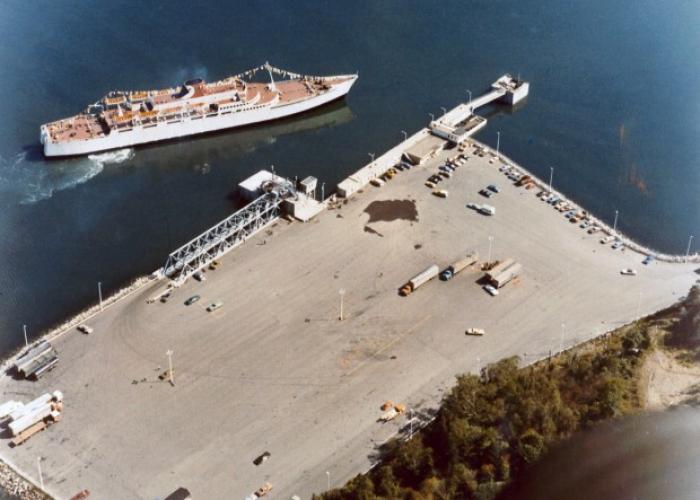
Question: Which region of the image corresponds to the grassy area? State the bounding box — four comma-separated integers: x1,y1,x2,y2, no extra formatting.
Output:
317,287,700,500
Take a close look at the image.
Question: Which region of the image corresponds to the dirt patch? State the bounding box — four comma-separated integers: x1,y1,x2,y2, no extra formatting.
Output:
641,347,700,409
364,199,418,224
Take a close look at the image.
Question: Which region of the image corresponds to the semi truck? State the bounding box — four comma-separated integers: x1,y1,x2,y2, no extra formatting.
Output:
400,265,439,296
440,252,479,281
8,391,63,446
485,259,522,288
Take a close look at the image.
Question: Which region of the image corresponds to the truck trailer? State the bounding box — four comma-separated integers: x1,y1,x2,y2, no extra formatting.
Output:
440,252,479,281
485,259,521,288
400,265,439,296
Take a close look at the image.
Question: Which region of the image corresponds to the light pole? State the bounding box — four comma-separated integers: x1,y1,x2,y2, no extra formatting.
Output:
321,182,325,201
487,236,494,266
37,456,44,490
166,350,174,386
339,289,345,321
270,164,275,176
23,324,28,348
636,292,642,318
401,130,407,141
559,323,566,354
368,152,375,163
326,470,330,490
686,235,694,257
440,106,447,116
548,167,554,193
613,210,619,233
496,131,500,156
98,281,103,311
466,89,472,108
428,112,435,122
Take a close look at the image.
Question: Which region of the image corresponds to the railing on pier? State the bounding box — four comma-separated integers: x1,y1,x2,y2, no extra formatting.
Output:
163,193,282,283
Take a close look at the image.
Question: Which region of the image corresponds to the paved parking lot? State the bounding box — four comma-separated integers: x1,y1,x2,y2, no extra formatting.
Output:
0,142,696,499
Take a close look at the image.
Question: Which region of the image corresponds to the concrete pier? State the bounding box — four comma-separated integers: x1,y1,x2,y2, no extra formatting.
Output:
0,74,696,500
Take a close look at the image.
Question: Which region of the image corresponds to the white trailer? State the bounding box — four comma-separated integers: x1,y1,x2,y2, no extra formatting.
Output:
400,265,439,296
0,401,23,422
486,259,522,288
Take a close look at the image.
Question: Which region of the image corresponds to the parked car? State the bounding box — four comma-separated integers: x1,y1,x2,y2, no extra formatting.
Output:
620,268,637,276
487,184,500,193
465,328,485,336
160,292,171,303
184,295,201,306
253,451,271,466
643,255,655,265
432,189,449,198
479,189,493,198
207,301,223,312
77,324,93,335
611,240,623,250
466,202,479,210
483,284,499,296
193,271,206,282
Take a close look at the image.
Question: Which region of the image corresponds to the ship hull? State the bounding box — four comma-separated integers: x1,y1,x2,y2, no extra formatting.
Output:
43,76,357,157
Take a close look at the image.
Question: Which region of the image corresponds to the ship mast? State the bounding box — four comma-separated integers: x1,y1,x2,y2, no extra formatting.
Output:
264,61,277,92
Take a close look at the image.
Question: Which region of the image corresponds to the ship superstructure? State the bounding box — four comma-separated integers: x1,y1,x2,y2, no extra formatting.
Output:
40,63,358,157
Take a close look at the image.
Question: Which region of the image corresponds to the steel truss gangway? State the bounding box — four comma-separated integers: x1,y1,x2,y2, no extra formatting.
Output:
163,192,282,283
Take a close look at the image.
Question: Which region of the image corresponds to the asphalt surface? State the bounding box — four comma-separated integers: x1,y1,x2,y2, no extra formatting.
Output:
0,142,696,500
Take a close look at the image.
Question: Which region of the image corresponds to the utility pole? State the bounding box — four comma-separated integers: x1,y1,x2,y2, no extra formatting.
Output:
338,289,345,321
368,152,375,163
559,323,566,354
37,457,44,490
466,89,472,109
496,131,500,157
98,282,103,311
23,324,28,348
487,236,494,266
548,167,554,193
686,235,694,257
401,130,408,141
321,182,325,202
166,350,174,386
613,209,619,233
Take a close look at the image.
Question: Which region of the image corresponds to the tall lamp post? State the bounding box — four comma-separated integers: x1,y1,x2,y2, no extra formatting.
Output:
466,89,472,111
428,113,435,122
166,350,174,386
339,289,345,321
613,209,619,233
368,152,375,163
487,236,494,266
326,470,331,490
401,130,408,141
559,323,566,354
23,324,28,348
496,131,500,157
98,281,103,311
548,167,554,193
440,106,447,116
686,235,694,257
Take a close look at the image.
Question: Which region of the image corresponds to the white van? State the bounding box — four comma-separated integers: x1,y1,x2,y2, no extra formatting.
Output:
479,205,496,216
207,301,223,312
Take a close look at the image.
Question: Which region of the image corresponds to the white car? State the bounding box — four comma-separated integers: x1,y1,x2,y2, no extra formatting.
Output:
77,324,93,335
620,268,637,276
483,284,499,296
207,301,223,312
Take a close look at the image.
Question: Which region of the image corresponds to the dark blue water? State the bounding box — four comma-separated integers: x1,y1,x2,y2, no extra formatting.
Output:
0,0,698,354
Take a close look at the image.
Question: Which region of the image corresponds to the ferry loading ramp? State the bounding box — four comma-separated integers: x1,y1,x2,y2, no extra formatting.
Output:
0,141,695,499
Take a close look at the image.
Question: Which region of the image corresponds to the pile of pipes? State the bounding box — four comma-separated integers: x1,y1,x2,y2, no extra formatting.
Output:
0,391,63,446
13,342,59,380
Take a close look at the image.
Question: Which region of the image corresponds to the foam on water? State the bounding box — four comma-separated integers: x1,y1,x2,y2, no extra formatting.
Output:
0,148,135,205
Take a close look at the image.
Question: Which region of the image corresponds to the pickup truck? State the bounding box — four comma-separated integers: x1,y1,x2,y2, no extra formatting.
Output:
465,328,485,336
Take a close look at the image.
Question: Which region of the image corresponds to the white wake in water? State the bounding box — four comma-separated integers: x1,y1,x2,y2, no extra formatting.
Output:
0,148,135,205
87,148,135,166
